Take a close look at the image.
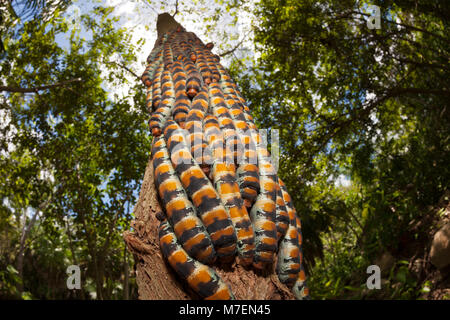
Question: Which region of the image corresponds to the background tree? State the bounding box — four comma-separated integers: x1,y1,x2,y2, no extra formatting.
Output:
1,5,149,299
230,0,449,299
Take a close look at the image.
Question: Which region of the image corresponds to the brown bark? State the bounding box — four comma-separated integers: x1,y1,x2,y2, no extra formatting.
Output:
123,13,295,300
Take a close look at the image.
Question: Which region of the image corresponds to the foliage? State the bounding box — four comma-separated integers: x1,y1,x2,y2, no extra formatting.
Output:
229,0,449,298
1,4,148,299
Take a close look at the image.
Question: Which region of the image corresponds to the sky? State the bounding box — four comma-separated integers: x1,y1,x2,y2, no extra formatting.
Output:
64,0,259,104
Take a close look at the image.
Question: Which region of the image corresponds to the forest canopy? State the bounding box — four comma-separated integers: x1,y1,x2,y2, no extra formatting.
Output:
1,0,449,300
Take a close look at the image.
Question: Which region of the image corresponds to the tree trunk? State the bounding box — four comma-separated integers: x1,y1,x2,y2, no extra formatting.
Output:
123,13,295,300
124,157,294,300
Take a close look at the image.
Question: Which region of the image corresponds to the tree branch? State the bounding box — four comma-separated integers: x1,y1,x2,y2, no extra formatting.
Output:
0,78,82,93
172,0,179,17
104,60,141,81
219,35,247,57
141,0,158,14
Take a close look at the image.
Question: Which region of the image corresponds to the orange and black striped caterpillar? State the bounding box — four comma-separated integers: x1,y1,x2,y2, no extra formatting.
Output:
142,26,310,300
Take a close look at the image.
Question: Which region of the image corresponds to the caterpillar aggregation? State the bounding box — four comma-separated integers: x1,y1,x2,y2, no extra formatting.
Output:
143,25,310,300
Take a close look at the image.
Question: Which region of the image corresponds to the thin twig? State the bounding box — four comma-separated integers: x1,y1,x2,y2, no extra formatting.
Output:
104,60,141,81
141,0,158,14
172,0,179,17
219,34,248,57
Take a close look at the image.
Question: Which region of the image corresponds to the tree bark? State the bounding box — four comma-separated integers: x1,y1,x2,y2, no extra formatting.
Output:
123,13,295,300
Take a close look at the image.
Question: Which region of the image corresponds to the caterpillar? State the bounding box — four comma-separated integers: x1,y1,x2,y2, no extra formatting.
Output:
193,44,213,85
210,68,278,269
171,61,191,128
249,164,278,269
180,32,197,65
163,38,174,71
146,86,153,113
202,47,221,83
203,114,255,265
158,217,234,300
275,180,289,241
208,83,244,165
141,37,166,87
146,34,168,64
151,61,163,110
180,55,202,99
185,86,211,172
216,63,260,208
228,83,281,270
275,192,301,287
279,178,310,299
170,32,186,62
152,136,216,264
163,119,238,260
242,113,278,269
149,67,174,136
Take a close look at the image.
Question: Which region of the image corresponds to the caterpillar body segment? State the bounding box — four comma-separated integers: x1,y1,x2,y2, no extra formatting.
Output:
158,218,235,300
203,115,232,165
191,86,210,116
151,62,164,110
278,178,297,226
170,34,186,62
146,33,168,64
203,115,255,265
275,181,289,241
193,45,213,85
152,136,216,264
142,41,165,86
163,120,238,260
203,48,221,83
277,178,310,298
276,222,301,287
208,83,245,165
246,129,278,269
292,264,310,300
171,61,191,128
216,64,260,208
295,216,304,264
292,215,310,300
149,67,174,136
146,86,153,113
275,193,301,287
163,40,174,71
249,164,278,269
181,55,202,99
185,90,211,169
